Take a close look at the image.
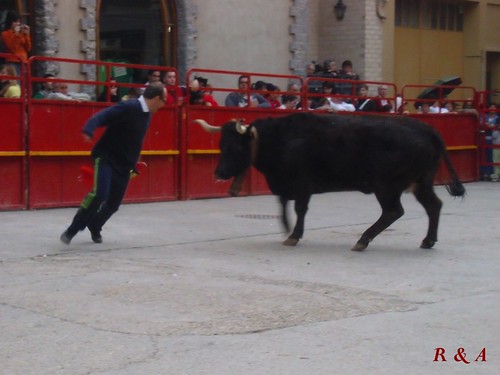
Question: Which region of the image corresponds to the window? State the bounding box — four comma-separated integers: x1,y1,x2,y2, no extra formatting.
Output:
395,0,463,32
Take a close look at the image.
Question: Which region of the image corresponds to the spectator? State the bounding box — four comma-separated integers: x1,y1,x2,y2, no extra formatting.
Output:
322,59,338,78
443,101,458,113
355,84,377,112
188,76,218,106
429,101,449,114
163,70,184,105
265,83,281,108
314,81,336,111
0,63,20,98
140,69,161,94
374,85,393,112
286,81,303,109
490,120,500,182
419,102,432,114
305,61,323,100
328,94,356,112
480,103,499,180
32,73,55,99
336,60,360,100
225,75,270,108
97,78,120,102
1,11,30,75
47,82,91,102
395,95,409,115
279,94,299,110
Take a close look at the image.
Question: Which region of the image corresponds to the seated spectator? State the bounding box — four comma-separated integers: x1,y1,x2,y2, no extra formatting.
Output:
0,63,21,98
279,94,299,110
419,102,432,114
374,85,393,112
314,81,336,111
443,101,458,113
163,70,184,105
140,69,162,94
47,82,91,102
188,76,218,106
265,83,281,108
429,101,448,114
97,78,120,102
32,73,55,99
328,94,356,112
355,84,377,112
225,75,270,108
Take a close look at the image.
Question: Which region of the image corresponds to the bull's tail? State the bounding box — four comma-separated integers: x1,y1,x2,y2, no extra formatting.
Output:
441,149,466,197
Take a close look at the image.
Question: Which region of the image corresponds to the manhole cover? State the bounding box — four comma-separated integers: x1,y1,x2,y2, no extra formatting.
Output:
235,214,280,220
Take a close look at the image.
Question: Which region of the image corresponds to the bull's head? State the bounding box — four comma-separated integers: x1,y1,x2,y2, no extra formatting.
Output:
194,119,254,195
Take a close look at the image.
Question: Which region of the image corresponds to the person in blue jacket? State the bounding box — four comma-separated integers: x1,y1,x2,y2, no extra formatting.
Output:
60,82,166,244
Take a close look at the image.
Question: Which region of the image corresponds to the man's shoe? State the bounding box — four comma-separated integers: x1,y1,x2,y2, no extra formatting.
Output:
90,231,102,243
60,230,74,245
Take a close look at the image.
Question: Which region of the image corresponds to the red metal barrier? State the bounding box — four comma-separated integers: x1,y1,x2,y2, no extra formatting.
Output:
181,68,303,199
0,54,26,210
409,113,479,183
26,56,180,208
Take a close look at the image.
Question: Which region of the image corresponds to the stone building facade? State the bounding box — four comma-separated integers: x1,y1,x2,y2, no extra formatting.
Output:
13,0,500,94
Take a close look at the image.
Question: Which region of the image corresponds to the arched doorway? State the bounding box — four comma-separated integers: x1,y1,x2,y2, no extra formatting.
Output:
97,0,177,69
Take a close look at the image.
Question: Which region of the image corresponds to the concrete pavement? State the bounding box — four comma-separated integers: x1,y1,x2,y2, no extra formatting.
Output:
1,182,499,374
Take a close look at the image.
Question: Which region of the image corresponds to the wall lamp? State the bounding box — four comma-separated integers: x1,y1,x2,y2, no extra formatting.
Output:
334,0,347,21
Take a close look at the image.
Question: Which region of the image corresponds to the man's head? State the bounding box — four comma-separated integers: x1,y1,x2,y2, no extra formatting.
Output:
378,85,388,97
143,82,166,113
43,73,55,90
238,75,250,90
148,70,162,83
53,82,69,94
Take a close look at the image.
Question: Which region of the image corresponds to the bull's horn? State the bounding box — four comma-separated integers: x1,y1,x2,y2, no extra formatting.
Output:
193,119,221,133
235,121,248,135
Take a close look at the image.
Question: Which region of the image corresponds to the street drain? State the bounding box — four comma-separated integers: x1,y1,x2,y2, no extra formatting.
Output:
235,214,280,220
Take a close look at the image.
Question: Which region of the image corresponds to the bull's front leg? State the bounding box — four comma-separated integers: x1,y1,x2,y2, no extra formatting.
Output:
282,195,310,246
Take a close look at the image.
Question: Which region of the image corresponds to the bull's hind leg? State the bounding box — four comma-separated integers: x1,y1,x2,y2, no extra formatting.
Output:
353,191,404,251
283,195,310,246
413,181,443,249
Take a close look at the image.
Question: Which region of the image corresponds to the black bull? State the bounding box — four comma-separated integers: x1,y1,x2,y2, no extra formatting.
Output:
194,112,465,251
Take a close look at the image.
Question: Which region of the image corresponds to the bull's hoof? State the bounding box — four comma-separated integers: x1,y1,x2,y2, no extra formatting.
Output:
351,242,368,251
420,239,436,249
282,238,299,246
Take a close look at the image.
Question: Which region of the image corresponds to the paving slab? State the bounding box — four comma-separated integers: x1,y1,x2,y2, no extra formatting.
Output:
1,182,499,374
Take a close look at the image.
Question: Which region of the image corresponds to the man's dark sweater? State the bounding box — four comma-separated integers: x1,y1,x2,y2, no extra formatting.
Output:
82,98,151,172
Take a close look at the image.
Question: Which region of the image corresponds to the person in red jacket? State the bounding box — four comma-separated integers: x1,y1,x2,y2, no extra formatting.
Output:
1,11,31,75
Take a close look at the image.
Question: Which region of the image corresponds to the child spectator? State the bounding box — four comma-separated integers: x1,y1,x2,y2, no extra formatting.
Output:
0,63,20,97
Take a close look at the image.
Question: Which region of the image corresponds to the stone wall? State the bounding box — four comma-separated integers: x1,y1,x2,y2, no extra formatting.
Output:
33,0,59,75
